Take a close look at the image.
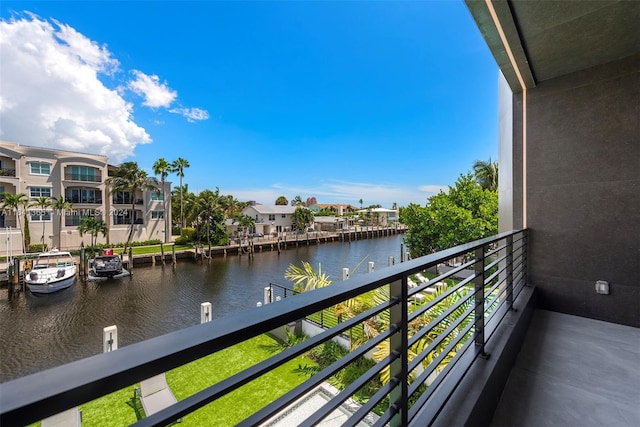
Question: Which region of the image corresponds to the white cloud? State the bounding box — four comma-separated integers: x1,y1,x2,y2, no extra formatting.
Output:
128,70,177,108
169,107,210,122
222,180,448,207
0,14,150,162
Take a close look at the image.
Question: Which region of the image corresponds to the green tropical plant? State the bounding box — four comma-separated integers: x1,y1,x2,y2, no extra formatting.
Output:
30,196,51,249
106,162,158,254
233,214,255,236
285,261,331,292
275,196,288,206
401,173,497,258
153,157,172,242
473,158,498,192
291,206,314,232
193,188,227,247
49,195,72,249
78,216,108,249
0,192,28,253
291,195,304,206
171,157,190,229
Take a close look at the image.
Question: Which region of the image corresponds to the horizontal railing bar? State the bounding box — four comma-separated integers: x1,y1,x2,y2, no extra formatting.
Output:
237,326,399,427
407,291,474,351
484,251,508,272
408,319,475,397
408,299,475,376
408,335,476,422
298,353,396,427
485,242,507,257
408,275,475,321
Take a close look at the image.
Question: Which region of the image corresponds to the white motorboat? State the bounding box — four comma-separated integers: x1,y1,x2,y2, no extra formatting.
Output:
25,249,76,294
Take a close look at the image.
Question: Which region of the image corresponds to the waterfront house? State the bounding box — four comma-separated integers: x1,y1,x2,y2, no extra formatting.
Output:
241,204,298,235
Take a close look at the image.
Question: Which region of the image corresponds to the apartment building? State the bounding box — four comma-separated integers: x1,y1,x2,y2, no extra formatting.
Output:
0,141,171,254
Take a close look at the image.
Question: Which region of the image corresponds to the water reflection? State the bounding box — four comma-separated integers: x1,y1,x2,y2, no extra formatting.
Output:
0,235,403,381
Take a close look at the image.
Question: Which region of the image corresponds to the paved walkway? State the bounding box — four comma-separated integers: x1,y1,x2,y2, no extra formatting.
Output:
491,310,640,426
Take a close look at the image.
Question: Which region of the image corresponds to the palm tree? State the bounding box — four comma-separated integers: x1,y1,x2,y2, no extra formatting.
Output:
473,158,498,192
106,162,158,254
291,195,304,207
19,196,31,251
359,199,364,209
0,192,28,254
233,214,255,237
49,195,72,249
171,157,190,230
194,189,224,249
153,157,171,243
78,217,108,249
30,196,51,250
285,261,332,293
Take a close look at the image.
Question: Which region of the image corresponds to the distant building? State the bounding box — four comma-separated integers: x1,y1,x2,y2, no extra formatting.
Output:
308,203,357,216
355,208,399,226
0,141,171,254
241,204,297,235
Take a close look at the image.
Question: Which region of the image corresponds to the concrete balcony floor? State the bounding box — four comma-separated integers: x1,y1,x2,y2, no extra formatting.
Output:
491,310,640,426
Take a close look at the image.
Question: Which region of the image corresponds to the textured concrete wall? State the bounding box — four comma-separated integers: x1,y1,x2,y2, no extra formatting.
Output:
526,54,639,327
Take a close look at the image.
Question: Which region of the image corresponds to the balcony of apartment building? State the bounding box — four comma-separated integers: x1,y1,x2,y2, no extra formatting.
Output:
112,190,144,206
1,2,638,426
65,188,103,205
63,165,102,184
0,157,18,181
64,210,103,227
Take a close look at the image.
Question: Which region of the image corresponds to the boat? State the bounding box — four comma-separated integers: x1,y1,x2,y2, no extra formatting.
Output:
25,249,77,294
88,250,130,281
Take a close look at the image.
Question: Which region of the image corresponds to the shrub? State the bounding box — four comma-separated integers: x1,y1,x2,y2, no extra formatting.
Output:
181,228,196,240
28,244,47,253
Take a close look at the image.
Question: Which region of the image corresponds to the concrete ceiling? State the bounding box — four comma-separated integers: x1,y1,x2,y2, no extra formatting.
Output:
465,0,640,92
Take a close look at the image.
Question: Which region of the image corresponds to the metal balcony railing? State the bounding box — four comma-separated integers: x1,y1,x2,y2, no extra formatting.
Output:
0,168,16,177
64,173,102,182
65,196,103,204
0,230,527,426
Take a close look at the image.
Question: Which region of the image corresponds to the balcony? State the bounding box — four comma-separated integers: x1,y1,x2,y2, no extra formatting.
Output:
0,168,16,177
65,196,103,205
1,230,532,425
64,172,102,183
112,197,144,205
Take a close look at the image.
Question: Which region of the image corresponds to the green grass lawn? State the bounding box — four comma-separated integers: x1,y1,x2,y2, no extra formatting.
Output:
110,244,193,256
53,334,316,427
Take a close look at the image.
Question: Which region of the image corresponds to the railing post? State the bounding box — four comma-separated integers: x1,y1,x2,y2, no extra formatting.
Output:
389,277,408,426
506,235,514,310
474,246,488,358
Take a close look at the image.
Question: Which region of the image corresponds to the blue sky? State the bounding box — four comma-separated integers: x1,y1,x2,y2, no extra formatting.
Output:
0,1,498,207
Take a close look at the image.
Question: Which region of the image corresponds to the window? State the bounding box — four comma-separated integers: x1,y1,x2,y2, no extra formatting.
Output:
268,214,276,221
70,166,96,182
151,211,164,220
69,189,99,203
282,214,286,218
151,192,164,201
30,210,52,221
30,162,51,175
113,191,132,204
29,187,52,198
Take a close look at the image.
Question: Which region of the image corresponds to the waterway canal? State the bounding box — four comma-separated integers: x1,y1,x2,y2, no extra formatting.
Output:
0,235,404,382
